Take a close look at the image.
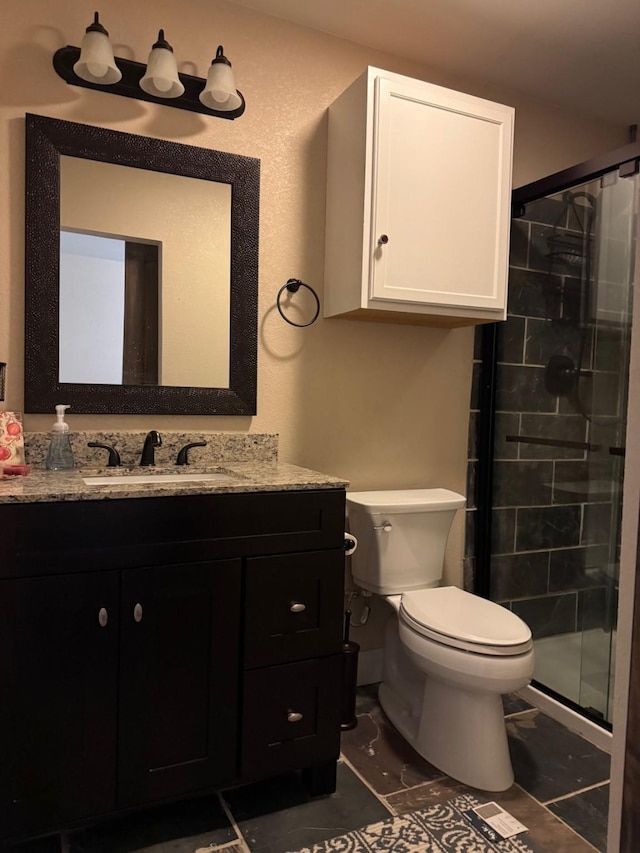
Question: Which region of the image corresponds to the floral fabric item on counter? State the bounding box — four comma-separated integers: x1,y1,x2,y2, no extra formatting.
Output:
0,411,25,468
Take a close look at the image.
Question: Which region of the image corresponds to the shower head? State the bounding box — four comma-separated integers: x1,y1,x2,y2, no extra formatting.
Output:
564,190,596,206
543,187,598,328
546,231,587,265
546,189,597,266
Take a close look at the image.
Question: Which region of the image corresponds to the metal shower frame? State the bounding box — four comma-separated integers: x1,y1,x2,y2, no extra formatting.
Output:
474,138,640,597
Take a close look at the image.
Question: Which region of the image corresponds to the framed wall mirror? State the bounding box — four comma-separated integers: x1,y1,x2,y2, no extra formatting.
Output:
25,113,259,415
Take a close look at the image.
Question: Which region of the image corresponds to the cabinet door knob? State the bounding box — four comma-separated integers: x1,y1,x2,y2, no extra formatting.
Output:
133,603,143,623
287,711,303,723
290,602,306,613
377,234,389,246
98,607,108,628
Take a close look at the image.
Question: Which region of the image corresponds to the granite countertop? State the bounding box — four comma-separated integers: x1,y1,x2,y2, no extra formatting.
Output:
0,462,348,505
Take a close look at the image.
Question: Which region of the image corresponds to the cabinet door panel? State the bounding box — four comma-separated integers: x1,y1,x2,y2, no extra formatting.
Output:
244,550,344,668
117,560,241,807
370,75,511,312
241,656,342,781
0,572,119,841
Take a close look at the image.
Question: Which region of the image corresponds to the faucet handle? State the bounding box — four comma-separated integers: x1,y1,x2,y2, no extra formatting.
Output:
87,442,121,468
176,441,207,466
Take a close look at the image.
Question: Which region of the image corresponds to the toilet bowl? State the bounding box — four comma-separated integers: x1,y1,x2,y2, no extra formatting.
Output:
347,489,534,792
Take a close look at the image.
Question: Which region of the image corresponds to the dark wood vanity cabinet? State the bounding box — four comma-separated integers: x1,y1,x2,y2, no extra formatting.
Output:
0,571,120,838
241,551,345,781
117,560,241,808
0,488,346,844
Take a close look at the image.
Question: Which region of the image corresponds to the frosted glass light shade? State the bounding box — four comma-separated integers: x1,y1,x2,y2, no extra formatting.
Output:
73,16,121,85
199,46,242,112
140,34,184,98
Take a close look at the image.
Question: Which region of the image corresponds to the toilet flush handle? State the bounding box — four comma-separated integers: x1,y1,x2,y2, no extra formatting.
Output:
373,521,392,532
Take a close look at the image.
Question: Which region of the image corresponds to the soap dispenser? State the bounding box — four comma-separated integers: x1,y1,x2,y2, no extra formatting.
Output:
45,405,75,470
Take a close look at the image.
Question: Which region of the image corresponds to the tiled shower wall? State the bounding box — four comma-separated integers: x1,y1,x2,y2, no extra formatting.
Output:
466,195,627,641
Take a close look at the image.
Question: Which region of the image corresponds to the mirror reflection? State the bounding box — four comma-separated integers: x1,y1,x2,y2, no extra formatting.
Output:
59,156,232,389
60,231,160,385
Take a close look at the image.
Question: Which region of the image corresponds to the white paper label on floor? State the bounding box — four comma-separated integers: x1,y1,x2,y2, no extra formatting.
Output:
472,802,528,838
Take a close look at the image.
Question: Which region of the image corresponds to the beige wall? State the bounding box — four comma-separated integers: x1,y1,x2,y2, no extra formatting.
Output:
0,0,625,613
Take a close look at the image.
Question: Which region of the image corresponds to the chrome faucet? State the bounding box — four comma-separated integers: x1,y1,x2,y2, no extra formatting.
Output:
140,430,162,466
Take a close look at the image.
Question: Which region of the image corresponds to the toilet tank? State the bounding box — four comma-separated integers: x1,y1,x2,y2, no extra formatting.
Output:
346,489,466,595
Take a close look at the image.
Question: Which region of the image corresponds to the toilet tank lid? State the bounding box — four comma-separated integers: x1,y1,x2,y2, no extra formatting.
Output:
402,587,532,647
346,489,466,514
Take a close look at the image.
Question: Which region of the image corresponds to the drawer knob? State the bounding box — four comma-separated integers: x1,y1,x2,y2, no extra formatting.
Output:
133,603,143,623
287,711,303,723
98,607,108,628
290,602,306,613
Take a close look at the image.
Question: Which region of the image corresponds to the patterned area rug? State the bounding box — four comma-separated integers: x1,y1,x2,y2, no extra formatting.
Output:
287,795,535,853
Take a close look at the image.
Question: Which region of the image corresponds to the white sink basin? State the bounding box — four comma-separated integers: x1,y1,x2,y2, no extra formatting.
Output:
83,472,235,486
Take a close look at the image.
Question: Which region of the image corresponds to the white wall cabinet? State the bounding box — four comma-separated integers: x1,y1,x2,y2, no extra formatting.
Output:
324,67,514,326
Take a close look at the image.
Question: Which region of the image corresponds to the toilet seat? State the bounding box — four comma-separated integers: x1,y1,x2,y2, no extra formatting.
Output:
400,586,532,656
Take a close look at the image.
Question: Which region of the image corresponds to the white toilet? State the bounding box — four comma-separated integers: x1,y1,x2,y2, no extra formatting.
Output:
347,488,534,792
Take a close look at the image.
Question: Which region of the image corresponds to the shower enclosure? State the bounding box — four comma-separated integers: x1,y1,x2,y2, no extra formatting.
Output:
471,149,638,726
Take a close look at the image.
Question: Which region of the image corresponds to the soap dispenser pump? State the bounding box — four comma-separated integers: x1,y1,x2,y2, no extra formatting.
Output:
45,404,75,470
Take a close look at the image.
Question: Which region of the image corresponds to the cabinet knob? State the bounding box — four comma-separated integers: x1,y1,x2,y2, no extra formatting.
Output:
287,711,303,723
377,234,389,246
290,602,306,613
133,603,143,623
98,607,108,628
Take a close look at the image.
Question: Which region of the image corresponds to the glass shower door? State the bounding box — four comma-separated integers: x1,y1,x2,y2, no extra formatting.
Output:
487,169,637,724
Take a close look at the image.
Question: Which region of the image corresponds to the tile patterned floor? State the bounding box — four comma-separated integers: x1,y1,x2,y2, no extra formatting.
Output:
8,687,611,853
343,686,610,853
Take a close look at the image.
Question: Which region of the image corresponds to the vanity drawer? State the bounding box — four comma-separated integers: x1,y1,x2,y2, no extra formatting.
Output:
241,656,342,780
1,489,346,577
243,550,344,668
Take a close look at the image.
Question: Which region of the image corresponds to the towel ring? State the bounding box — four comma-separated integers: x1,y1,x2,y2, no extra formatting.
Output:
276,279,320,327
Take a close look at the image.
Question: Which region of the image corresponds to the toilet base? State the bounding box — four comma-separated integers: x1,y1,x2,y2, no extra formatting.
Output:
380,678,514,792
421,678,514,791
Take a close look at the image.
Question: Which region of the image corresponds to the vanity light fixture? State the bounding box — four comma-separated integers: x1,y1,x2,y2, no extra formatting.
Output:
199,46,242,112
72,12,122,85
53,12,245,119
140,30,184,99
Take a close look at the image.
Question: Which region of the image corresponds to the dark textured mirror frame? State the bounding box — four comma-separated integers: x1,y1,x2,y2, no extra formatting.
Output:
24,113,259,415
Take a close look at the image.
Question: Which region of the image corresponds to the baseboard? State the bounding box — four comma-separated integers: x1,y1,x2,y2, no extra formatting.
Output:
357,648,384,686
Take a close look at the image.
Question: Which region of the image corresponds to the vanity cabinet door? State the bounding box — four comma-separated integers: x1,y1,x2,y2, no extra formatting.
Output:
116,560,241,808
0,572,119,841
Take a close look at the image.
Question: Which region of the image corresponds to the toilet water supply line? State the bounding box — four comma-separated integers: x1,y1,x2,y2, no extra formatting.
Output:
344,531,371,626
345,588,373,627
